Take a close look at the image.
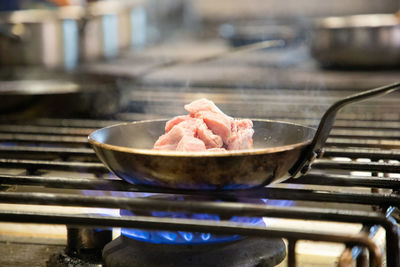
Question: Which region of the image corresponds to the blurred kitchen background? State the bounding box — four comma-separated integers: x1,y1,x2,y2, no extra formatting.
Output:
1,2,400,266
1,0,399,68
0,0,399,120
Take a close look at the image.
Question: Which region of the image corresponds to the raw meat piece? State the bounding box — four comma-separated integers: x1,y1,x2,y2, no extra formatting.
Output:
184,98,225,115
153,123,194,151
153,143,179,151
227,119,254,150
174,118,203,133
185,99,233,143
196,122,223,149
235,119,253,131
153,98,254,152
176,136,206,152
165,115,190,133
166,115,223,149
194,110,233,144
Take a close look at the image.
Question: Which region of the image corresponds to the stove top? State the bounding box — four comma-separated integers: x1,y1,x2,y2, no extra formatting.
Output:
0,38,399,267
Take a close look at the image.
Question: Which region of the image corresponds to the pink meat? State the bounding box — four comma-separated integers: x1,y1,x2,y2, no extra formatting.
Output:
153,98,254,152
196,122,223,149
165,115,190,133
227,119,254,150
153,143,179,151
194,111,232,144
176,136,206,152
235,119,253,131
184,98,225,115
153,123,195,151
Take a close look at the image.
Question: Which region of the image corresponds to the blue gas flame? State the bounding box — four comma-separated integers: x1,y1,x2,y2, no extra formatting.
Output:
81,187,295,245
120,209,263,244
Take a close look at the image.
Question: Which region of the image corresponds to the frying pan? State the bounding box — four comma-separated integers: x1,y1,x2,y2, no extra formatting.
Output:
89,82,400,190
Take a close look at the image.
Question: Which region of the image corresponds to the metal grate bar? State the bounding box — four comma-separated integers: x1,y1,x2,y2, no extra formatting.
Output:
323,147,400,160
264,118,400,131
326,138,400,148
0,146,95,159
0,174,120,190
15,118,122,129
325,141,400,149
1,173,400,206
0,159,105,173
2,172,400,193
0,125,94,136
0,134,88,145
0,210,383,267
313,159,400,173
254,188,400,206
1,189,399,210
329,132,400,141
287,173,400,189
1,158,399,183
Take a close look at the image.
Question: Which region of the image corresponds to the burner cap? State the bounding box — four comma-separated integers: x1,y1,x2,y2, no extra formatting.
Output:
103,235,286,267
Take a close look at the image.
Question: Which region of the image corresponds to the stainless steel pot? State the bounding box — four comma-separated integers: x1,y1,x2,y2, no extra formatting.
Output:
81,0,146,62
0,7,84,69
0,0,145,69
310,14,400,68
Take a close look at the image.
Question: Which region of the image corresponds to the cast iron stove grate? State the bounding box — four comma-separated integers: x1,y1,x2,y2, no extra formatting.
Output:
0,88,400,266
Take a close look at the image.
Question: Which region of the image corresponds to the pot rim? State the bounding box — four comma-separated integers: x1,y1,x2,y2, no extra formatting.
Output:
314,13,400,29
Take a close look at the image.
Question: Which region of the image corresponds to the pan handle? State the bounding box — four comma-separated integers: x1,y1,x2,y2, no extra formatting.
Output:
289,81,400,177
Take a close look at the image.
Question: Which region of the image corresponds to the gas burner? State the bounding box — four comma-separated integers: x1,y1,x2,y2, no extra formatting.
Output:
103,235,286,267
119,194,265,245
